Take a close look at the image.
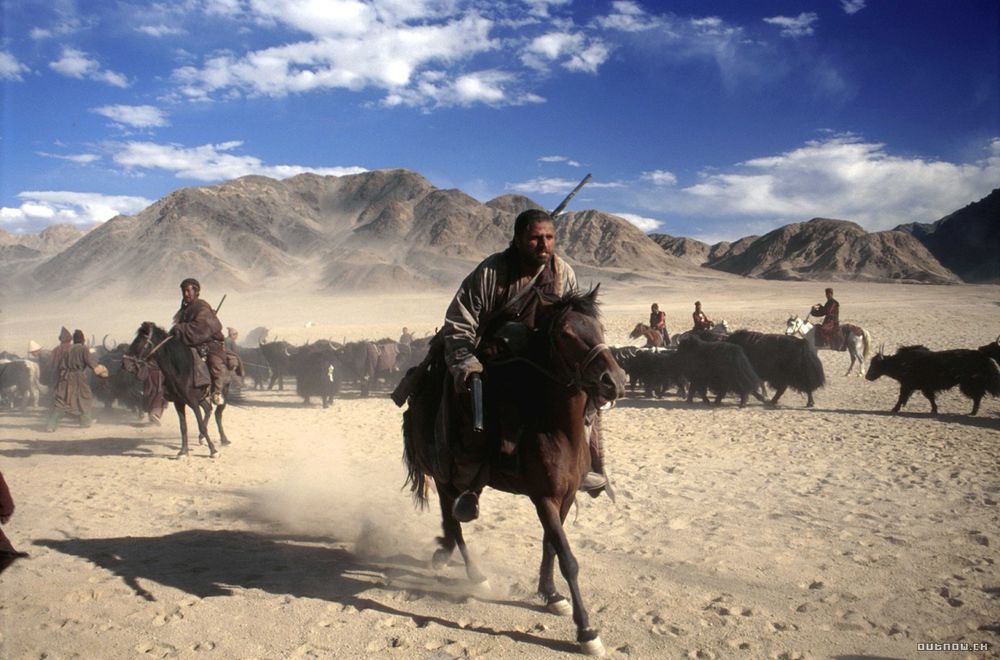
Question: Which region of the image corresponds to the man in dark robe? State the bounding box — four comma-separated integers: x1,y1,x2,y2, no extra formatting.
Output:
649,303,667,332
171,278,227,405
47,329,108,431
40,327,72,389
432,209,608,521
810,287,842,350
692,301,714,331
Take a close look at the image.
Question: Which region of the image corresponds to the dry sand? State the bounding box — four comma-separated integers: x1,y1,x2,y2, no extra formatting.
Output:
1,278,998,659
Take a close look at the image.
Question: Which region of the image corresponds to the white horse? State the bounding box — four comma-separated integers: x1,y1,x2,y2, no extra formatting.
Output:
785,316,872,377
669,319,732,347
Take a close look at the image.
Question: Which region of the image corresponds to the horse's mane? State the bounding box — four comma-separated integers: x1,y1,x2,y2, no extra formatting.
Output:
544,287,601,320
140,322,193,378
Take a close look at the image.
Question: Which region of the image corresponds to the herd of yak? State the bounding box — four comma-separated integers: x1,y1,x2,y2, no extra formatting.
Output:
2,327,999,418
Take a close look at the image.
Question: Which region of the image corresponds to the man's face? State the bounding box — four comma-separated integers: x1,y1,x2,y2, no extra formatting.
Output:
182,284,199,304
515,220,556,269
825,290,833,301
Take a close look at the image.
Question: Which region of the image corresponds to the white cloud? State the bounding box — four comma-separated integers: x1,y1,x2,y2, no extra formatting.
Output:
37,151,101,164
667,135,1000,230
92,104,170,129
539,155,582,167
49,47,128,87
840,0,866,15
508,176,623,194
30,27,53,39
110,140,367,181
763,13,819,38
641,169,677,186
0,51,30,81
137,24,185,37
0,191,153,229
595,1,661,32
613,212,661,232
172,7,500,106
385,69,544,108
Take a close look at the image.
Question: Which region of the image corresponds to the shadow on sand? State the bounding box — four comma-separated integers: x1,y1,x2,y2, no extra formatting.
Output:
0,436,166,458
37,529,575,653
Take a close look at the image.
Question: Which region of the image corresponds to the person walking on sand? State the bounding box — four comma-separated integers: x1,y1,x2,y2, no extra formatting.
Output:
0,470,30,574
46,330,108,431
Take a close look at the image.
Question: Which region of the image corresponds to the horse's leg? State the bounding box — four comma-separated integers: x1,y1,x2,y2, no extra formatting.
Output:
534,497,603,655
193,401,218,457
215,402,230,445
892,387,913,413
537,538,572,614
768,384,787,407
432,487,488,587
174,402,190,457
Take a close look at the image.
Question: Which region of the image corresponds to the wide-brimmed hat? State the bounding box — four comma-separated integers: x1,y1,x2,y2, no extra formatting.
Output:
28,340,42,353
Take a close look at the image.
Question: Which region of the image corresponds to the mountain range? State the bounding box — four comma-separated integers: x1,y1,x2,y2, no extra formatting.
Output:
2,170,995,294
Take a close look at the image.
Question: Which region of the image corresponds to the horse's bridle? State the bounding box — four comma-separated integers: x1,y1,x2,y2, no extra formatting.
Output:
492,307,613,392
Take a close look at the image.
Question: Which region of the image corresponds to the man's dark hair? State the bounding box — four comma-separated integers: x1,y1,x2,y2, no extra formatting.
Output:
513,209,553,238
72,329,85,344
825,287,834,295
180,278,201,293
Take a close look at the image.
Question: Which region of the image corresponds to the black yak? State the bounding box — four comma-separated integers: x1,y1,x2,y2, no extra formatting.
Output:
725,330,826,407
865,345,1000,415
624,348,687,398
677,335,763,407
290,341,338,407
978,335,1000,365
258,338,295,390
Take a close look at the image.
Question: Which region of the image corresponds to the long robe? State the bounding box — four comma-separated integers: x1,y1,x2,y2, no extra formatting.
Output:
810,298,842,350
53,344,99,416
173,298,226,392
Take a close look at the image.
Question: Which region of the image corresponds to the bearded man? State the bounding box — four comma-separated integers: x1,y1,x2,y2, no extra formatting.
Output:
171,278,227,405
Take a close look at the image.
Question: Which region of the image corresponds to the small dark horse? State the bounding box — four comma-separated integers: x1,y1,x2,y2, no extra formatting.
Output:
629,322,666,348
125,322,231,458
403,288,626,655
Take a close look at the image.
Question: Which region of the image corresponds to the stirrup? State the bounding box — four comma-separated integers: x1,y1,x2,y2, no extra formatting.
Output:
452,490,479,523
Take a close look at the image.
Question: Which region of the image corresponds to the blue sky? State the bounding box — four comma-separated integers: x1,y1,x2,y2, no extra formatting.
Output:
1,0,997,243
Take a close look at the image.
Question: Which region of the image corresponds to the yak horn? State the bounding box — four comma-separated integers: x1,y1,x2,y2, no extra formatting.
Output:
995,333,999,345
102,334,115,352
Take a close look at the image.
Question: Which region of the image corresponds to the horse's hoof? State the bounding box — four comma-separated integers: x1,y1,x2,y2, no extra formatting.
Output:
546,597,572,616
431,548,451,570
579,635,606,656
209,450,219,459
221,439,232,446
470,578,492,597
175,450,189,459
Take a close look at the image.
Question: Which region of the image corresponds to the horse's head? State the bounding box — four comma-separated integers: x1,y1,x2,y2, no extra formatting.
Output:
716,319,731,334
784,316,802,336
628,322,646,339
123,322,163,374
541,286,626,408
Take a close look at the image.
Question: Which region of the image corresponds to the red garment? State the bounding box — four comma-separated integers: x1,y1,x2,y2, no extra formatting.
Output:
649,310,666,331
810,298,842,350
693,310,713,331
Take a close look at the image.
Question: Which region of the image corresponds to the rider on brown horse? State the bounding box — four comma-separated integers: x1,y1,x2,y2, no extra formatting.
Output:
172,278,227,406
440,209,611,521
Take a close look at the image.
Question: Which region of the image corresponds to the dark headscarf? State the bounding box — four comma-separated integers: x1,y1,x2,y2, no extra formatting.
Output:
72,329,85,344
59,326,72,343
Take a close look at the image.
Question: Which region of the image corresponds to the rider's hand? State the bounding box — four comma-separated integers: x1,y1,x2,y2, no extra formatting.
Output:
453,359,484,393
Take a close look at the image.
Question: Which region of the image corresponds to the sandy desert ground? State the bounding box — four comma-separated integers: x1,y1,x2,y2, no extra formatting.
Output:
0,278,998,659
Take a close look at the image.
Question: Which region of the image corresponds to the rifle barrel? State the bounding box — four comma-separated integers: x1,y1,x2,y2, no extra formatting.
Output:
551,173,592,217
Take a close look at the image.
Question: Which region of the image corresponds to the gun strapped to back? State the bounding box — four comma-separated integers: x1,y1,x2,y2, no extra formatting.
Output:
550,173,592,218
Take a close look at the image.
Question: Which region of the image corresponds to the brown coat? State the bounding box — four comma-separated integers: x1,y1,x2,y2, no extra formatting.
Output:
53,344,99,415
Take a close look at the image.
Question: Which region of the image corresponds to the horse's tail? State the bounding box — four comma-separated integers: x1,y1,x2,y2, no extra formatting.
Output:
401,408,430,510
861,327,873,362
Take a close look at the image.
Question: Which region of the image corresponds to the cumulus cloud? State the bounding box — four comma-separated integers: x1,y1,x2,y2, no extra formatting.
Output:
521,31,610,74
635,135,1000,232
539,155,582,167
595,1,661,32
763,13,819,38
36,151,100,164
840,0,866,15
110,140,367,181
92,104,170,129
641,169,677,186
0,191,153,231
613,212,661,232
137,24,185,37
0,51,30,80
508,176,623,194
49,47,128,87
